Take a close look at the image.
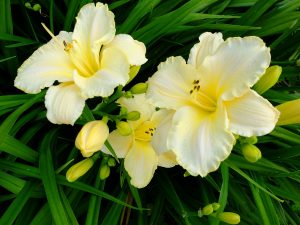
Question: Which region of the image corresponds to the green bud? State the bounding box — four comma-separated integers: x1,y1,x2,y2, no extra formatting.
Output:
130,83,148,94
99,164,110,180
66,158,94,182
239,136,257,145
116,121,132,136
25,2,32,9
183,171,190,177
128,65,141,82
212,203,221,211
119,106,127,116
242,144,262,163
253,65,282,94
202,204,214,216
276,99,300,125
126,111,140,121
217,212,240,224
124,91,133,98
107,158,116,167
32,4,41,11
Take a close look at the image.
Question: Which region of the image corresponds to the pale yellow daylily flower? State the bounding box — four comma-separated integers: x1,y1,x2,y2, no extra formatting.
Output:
102,94,177,188
75,120,109,157
14,3,147,125
147,32,279,177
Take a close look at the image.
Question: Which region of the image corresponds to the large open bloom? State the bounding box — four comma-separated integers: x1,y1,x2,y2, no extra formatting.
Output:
102,94,176,188
14,3,147,125
147,32,279,177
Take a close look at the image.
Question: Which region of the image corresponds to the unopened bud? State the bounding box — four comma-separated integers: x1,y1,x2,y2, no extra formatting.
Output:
119,106,127,115
126,111,140,121
107,158,116,167
99,164,110,180
276,99,300,125
75,120,109,157
202,204,214,216
253,66,282,94
183,171,190,177
32,4,41,11
217,212,240,224
25,2,32,9
124,91,133,98
242,144,262,163
66,158,94,182
239,136,257,145
128,65,141,82
130,83,148,94
212,203,220,211
116,121,132,136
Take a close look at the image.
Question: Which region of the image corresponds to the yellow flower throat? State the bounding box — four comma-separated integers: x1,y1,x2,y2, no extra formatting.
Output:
134,121,156,142
190,80,216,112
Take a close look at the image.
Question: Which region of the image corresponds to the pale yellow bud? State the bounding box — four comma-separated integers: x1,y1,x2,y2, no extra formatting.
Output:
99,164,110,180
126,111,140,121
253,66,282,94
276,99,300,125
242,144,262,163
202,204,214,216
128,65,141,82
217,212,240,224
130,83,148,94
116,121,132,136
66,158,94,182
75,120,109,157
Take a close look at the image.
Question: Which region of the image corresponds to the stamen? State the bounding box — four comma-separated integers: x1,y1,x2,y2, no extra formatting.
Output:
41,23,55,39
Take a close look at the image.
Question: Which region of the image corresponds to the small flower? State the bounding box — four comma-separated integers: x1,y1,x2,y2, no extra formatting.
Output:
75,120,109,157
102,94,177,188
276,99,300,125
14,3,147,125
241,144,262,163
253,65,282,94
66,158,94,182
147,32,279,176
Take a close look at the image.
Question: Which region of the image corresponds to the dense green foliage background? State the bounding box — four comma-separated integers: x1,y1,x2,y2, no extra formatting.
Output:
0,0,300,224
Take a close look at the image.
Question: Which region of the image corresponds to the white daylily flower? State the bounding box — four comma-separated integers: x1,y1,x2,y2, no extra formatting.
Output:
14,3,147,125
102,94,177,188
147,32,279,177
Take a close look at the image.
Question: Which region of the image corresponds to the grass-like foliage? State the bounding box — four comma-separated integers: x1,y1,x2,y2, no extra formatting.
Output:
1,0,300,224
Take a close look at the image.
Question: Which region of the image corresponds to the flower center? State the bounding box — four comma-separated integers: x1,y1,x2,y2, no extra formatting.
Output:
134,121,156,142
190,80,216,112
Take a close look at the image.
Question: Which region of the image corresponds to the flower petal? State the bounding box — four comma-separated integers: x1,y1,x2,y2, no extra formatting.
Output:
200,36,271,101
188,32,223,68
158,151,177,168
104,34,147,65
125,140,158,188
45,83,86,125
151,110,174,155
168,106,235,177
15,31,74,94
147,56,198,110
70,3,115,76
225,90,279,136
73,47,130,98
101,130,134,158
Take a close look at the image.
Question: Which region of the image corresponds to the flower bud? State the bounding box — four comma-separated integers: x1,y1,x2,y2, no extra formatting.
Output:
116,121,132,136
130,83,148,94
124,91,133,98
202,204,214,216
212,203,220,211
32,4,41,11
99,164,110,180
119,106,127,116
128,65,141,82
276,99,300,125
126,111,140,121
242,144,262,163
217,212,240,224
239,136,257,145
66,158,94,182
107,158,116,167
25,2,32,9
75,120,109,157
253,65,282,94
